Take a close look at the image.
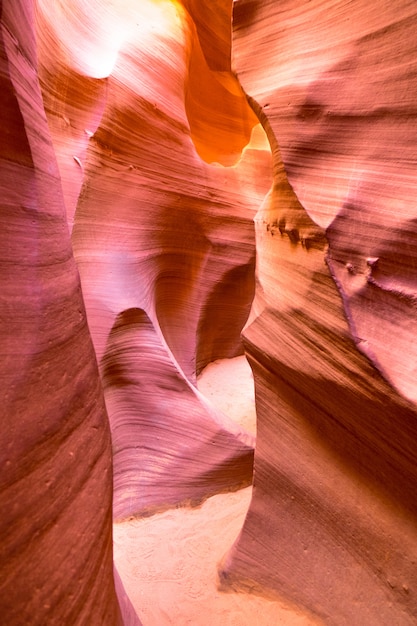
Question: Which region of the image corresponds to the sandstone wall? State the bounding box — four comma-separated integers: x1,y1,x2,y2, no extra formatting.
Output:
34,0,272,520
221,1,417,624
4,0,417,624
0,0,127,623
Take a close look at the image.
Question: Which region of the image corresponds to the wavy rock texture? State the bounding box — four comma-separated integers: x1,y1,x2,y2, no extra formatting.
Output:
7,0,417,624
0,0,129,623
103,308,254,520
35,0,272,519
220,1,417,624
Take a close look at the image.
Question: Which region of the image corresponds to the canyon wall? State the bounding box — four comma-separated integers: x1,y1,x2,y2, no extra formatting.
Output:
0,0,127,623
1,0,269,623
34,0,272,521
221,1,417,624
3,0,417,624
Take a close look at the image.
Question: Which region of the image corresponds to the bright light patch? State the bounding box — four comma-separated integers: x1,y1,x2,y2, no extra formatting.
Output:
37,0,185,79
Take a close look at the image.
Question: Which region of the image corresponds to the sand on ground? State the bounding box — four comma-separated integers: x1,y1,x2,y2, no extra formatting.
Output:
196,355,257,436
113,356,315,625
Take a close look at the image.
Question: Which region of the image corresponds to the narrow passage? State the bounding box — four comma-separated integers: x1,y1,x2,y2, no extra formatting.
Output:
114,356,313,625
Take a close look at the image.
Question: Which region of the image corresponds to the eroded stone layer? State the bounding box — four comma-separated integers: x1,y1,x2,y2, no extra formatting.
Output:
0,1,127,623
103,308,254,520
221,1,417,624
35,0,272,516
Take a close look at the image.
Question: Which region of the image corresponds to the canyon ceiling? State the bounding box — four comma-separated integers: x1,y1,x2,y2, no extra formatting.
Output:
2,0,417,624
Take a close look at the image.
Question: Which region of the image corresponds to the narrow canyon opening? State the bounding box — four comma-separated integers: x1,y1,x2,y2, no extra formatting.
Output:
111,359,313,626
33,0,297,623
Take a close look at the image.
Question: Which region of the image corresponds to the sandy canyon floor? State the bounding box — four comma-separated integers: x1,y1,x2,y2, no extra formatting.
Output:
113,356,315,625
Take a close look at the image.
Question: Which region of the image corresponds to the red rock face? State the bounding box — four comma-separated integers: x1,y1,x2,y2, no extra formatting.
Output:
2,1,269,622
220,1,417,624
5,0,417,624
34,0,271,522
0,0,126,623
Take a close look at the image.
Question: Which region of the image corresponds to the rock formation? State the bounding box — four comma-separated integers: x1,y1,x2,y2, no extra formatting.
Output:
34,0,272,523
0,0,126,623
2,0,269,623
3,0,417,624
221,1,417,624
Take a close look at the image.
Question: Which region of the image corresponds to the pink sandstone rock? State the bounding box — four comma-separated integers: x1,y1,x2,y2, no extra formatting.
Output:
6,0,417,624
0,0,133,623
34,0,271,518
103,308,254,520
220,1,417,624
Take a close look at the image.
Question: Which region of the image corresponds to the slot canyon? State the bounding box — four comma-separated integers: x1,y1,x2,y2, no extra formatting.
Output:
2,0,417,624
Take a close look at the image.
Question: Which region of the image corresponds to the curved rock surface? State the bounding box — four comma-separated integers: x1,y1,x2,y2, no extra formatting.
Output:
3,1,272,621
103,308,254,520
6,0,417,624
0,1,128,623
35,0,271,518
221,1,417,624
